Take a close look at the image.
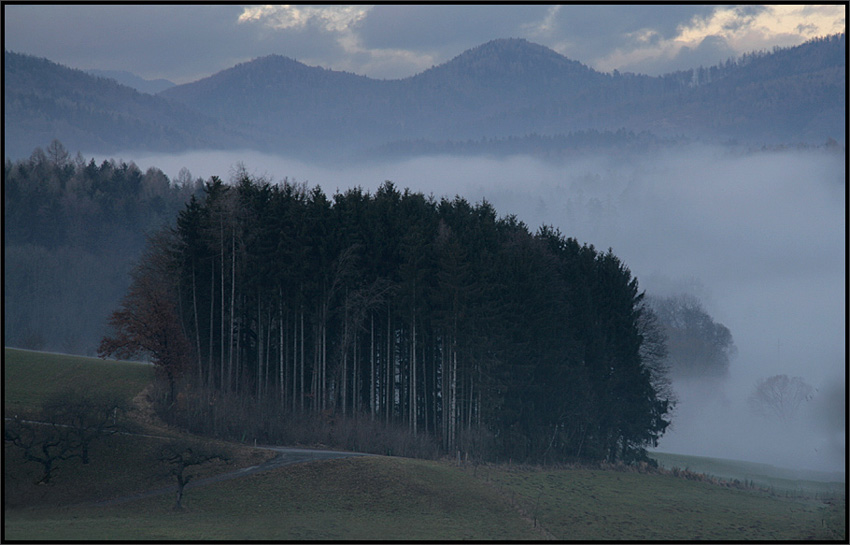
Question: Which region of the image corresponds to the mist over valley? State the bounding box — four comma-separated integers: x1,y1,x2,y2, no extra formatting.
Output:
93,143,845,474
4,30,845,477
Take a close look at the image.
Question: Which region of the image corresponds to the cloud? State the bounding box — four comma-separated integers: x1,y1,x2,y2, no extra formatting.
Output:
238,5,371,33
596,4,846,74
3,5,845,83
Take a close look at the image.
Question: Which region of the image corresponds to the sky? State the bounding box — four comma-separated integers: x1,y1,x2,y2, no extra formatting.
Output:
4,4,846,83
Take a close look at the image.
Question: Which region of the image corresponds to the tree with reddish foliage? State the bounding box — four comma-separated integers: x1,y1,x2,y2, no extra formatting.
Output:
99,229,193,403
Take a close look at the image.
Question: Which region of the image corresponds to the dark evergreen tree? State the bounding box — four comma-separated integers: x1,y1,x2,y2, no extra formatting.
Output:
102,172,672,464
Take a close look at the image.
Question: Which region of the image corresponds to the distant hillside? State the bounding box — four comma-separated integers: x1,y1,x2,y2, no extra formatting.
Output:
85,69,175,94
5,35,845,160
3,51,249,159
158,54,389,156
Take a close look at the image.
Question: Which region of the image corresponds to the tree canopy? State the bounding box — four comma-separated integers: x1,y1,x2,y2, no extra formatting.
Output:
101,174,672,464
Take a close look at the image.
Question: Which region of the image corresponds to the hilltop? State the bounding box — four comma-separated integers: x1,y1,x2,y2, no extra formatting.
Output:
4,34,844,160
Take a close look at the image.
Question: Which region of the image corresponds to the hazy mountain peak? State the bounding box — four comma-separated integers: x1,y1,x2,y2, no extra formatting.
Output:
4,35,845,161
437,37,592,76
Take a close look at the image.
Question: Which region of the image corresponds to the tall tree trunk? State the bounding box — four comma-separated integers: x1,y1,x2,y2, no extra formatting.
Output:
220,220,225,393
228,229,236,394
467,367,474,431
257,293,263,401
370,313,376,420
292,309,298,412
411,308,417,434
300,309,305,413
449,348,457,451
209,258,215,390
235,294,241,393
192,261,202,386
353,332,359,413
342,294,348,416
321,305,327,412
280,293,286,406
265,306,273,398
277,292,289,407
386,303,392,425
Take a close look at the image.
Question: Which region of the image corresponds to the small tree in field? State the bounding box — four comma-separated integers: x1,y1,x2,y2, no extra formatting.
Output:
99,229,194,404
5,389,128,483
157,440,231,509
4,416,78,485
747,374,814,424
41,388,128,464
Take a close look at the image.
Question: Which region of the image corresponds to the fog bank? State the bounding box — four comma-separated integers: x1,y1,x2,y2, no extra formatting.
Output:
107,145,845,473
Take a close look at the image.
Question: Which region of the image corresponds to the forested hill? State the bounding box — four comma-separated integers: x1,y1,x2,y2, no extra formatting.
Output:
158,34,846,152
3,51,250,160
3,143,204,354
5,34,844,161
99,174,672,464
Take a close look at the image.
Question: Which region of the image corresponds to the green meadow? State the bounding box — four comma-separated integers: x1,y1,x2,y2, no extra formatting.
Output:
3,348,845,540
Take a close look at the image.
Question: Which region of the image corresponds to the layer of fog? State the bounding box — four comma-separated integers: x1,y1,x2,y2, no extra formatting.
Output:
107,145,845,474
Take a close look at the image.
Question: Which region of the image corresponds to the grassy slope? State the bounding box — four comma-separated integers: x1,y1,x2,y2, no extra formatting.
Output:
4,348,154,415
650,451,845,497
482,465,845,541
4,348,846,540
4,457,545,541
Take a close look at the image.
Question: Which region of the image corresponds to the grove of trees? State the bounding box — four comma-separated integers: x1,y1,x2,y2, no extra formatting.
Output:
4,140,203,354
646,293,736,380
100,173,672,464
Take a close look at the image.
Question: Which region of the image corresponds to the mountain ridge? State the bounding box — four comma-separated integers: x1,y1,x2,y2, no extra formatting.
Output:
4,50,251,159
85,69,176,94
4,34,845,161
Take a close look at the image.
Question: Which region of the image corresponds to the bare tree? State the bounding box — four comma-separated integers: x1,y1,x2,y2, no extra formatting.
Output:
747,374,814,424
157,440,230,509
41,388,128,464
5,389,127,483
4,416,78,484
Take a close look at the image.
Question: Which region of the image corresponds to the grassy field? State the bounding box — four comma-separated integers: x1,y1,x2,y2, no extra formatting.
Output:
4,347,154,415
649,451,845,498
4,457,546,541
4,348,846,541
481,464,844,541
